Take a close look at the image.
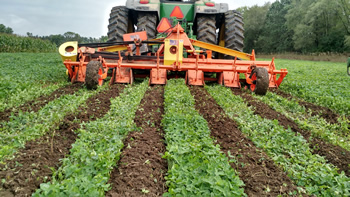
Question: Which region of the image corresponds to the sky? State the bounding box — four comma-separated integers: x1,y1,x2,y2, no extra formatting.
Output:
0,0,275,38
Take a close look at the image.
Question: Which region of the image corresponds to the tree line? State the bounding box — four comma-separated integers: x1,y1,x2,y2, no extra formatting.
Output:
239,0,350,54
2,0,350,54
0,24,107,47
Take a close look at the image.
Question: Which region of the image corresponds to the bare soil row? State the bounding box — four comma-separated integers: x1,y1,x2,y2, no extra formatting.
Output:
0,84,124,197
271,89,341,125
236,90,350,177
190,86,298,196
106,86,167,196
0,83,82,122
1,84,348,196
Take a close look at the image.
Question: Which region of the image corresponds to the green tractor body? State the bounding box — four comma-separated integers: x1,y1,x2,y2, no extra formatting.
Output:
160,3,195,22
108,0,244,55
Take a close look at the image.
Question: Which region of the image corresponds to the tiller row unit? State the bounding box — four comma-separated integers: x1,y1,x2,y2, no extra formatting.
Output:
59,24,287,95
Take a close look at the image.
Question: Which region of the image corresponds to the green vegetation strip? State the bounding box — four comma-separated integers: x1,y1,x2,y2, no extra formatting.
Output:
0,85,104,163
276,59,350,116
0,53,67,111
0,33,57,53
162,79,245,196
253,92,350,150
0,82,66,112
206,85,350,196
34,81,148,196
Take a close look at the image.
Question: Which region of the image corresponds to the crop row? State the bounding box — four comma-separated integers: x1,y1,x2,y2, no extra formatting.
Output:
275,59,350,116
0,33,57,53
0,85,105,163
162,79,245,196
252,92,350,151
0,53,66,111
206,85,350,196
34,80,148,196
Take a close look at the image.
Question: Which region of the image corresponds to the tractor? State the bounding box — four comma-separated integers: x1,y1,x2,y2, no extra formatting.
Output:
58,0,288,95
108,0,244,55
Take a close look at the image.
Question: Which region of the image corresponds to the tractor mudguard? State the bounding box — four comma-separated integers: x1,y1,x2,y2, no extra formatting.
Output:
194,0,228,17
126,0,160,17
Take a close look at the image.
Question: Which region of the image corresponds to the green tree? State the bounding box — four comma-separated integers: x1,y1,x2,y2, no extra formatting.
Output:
239,3,271,53
286,0,346,52
256,0,293,53
0,24,14,34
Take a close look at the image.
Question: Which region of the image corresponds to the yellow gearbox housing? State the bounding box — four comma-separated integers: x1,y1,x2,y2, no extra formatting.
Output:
59,41,78,62
164,39,183,65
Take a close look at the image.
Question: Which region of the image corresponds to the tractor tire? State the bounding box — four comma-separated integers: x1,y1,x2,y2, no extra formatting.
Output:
224,10,244,58
107,6,129,42
85,61,102,90
197,15,217,45
250,67,269,95
137,12,157,40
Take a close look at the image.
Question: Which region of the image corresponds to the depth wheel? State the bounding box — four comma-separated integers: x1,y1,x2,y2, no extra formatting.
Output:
107,6,130,42
85,61,103,90
249,67,269,95
222,10,244,59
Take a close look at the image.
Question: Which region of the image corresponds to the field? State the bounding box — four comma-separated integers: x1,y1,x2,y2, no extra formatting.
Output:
0,53,349,196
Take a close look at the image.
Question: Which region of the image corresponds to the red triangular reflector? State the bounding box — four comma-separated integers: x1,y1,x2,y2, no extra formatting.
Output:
157,18,172,33
170,6,184,19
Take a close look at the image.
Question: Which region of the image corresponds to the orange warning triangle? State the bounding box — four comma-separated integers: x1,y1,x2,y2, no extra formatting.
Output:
170,6,184,19
157,18,172,33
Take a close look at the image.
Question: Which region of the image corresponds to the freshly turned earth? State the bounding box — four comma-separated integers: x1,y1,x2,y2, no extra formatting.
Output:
0,84,124,197
190,86,298,196
106,86,168,197
236,90,350,177
0,83,83,122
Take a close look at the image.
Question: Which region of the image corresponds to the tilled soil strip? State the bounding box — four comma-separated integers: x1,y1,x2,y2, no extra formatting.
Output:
190,86,298,196
235,90,350,177
0,84,124,197
106,86,167,197
271,89,340,124
0,83,83,122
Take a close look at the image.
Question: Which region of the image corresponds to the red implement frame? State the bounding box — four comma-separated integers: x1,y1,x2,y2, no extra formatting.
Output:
62,24,287,89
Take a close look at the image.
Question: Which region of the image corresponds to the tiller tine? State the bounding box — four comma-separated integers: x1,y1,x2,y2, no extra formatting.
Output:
113,67,133,84
223,71,240,88
150,68,167,85
186,70,204,86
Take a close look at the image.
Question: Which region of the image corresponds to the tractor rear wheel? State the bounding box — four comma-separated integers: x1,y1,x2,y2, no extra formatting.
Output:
85,61,102,90
249,67,269,95
197,14,217,45
223,10,244,58
136,12,157,39
107,6,129,42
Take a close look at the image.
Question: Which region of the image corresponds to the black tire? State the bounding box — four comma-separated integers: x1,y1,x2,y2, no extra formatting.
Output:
107,6,129,42
224,10,244,58
85,61,102,90
137,12,157,40
250,67,269,95
197,15,217,45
